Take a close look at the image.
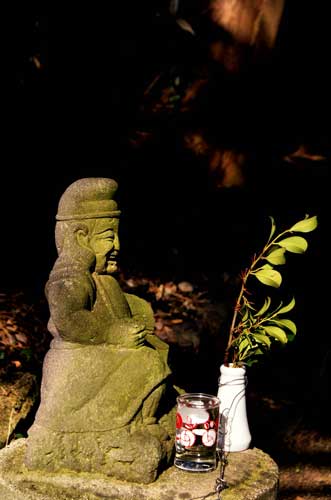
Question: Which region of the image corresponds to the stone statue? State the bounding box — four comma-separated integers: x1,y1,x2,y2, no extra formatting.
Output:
24,178,178,484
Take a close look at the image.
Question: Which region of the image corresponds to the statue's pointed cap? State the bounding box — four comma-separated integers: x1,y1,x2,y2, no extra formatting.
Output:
56,178,121,221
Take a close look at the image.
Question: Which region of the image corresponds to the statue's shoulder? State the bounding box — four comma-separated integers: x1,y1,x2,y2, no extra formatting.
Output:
125,293,152,312
93,273,119,287
46,266,95,299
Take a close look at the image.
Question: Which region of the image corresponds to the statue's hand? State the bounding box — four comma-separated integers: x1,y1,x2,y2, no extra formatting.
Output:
107,318,147,348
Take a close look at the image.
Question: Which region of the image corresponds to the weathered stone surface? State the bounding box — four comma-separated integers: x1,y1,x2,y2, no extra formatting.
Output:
0,439,279,500
0,373,37,448
24,178,178,483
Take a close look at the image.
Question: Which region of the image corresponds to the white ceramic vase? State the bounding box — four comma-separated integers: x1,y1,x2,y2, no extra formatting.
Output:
217,363,251,452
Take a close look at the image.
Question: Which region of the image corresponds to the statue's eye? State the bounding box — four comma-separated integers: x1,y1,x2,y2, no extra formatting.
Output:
98,230,114,241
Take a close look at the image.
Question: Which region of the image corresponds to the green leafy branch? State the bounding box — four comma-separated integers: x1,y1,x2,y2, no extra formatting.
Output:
224,215,318,367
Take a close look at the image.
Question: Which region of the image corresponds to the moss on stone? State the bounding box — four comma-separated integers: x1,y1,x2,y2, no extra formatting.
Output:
0,440,278,499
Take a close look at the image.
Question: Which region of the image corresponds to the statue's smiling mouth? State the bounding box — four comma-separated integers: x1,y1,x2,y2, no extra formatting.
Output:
107,255,117,262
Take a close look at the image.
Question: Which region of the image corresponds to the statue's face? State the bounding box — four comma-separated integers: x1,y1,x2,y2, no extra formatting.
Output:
89,218,120,274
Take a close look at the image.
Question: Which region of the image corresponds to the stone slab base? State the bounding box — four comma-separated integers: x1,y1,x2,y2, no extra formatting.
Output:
0,439,278,500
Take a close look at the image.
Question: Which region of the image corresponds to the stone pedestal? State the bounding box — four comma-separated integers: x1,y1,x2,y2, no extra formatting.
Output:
0,439,278,500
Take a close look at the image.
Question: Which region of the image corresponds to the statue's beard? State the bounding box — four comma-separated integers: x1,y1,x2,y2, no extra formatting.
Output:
95,255,118,275
106,259,118,274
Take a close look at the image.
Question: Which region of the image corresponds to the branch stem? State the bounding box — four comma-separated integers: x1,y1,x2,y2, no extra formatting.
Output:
224,226,290,364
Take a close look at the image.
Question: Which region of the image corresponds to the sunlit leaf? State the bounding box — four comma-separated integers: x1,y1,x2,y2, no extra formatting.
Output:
276,297,295,314
267,216,276,242
238,337,250,353
238,348,249,361
278,236,308,253
253,269,282,288
269,318,297,335
238,343,264,362
252,333,271,347
264,247,286,265
241,307,250,322
289,215,318,233
263,325,288,343
238,343,251,360
257,263,273,270
255,297,271,317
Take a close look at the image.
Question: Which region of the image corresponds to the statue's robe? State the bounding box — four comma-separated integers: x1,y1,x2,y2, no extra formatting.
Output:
25,269,175,483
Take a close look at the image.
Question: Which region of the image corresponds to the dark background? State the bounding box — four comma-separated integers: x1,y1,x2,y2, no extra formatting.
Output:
5,7,329,282
3,8,330,420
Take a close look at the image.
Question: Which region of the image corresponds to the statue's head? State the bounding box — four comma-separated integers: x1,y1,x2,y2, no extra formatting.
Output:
54,178,121,274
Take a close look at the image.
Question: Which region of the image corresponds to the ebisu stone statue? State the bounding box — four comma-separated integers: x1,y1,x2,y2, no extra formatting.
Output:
24,178,178,484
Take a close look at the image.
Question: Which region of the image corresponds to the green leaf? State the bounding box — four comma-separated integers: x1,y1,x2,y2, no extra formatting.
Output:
252,269,282,288
243,298,256,310
248,347,265,358
263,325,288,344
245,358,259,366
238,344,264,362
278,236,308,253
255,297,272,317
241,311,249,322
289,215,318,233
238,345,251,360
269,318,297,335
267,216,276,243
241,307,250,322
257,263,273,270
252,333,271,347
276,297,295,314
264,247,286,265
238,338,250,354
286,332,296,342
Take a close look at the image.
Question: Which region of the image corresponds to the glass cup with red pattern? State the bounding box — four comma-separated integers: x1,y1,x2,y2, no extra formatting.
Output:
174,393,220,472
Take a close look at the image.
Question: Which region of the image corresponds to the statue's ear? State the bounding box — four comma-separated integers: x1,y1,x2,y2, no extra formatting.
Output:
76,227,90,250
